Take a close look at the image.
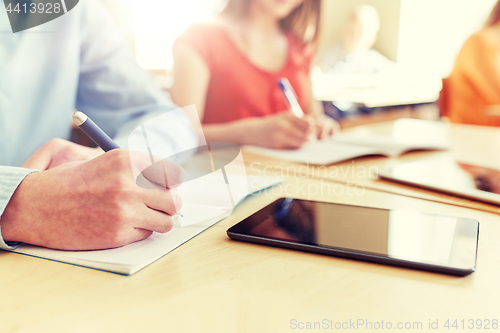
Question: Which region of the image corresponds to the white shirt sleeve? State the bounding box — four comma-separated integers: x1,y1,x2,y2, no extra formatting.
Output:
75,0,198,159
0,167,38,250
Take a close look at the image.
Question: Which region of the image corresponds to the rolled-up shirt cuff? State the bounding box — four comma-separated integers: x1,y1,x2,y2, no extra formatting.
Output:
0,167,39,250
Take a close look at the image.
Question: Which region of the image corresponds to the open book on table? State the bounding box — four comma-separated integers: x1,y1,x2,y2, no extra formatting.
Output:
243,133,449,165
4,173,282,275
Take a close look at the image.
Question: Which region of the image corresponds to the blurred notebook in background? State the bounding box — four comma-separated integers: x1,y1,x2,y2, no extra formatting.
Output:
243,133,449,165
244,119,449,165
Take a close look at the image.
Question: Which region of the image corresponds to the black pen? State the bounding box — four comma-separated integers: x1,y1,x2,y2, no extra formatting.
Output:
72,111,120,151
72,111,184,217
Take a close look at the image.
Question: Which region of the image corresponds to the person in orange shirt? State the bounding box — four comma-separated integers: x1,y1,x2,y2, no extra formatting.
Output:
448,0,500,126
171,0,338,149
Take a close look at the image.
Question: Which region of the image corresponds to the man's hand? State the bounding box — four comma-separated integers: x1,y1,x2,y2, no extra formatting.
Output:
22,138,103,170
1,149,184,250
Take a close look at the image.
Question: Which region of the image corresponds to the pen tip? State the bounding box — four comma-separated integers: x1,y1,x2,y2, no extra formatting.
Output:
278,77,290,90
72,111,88,126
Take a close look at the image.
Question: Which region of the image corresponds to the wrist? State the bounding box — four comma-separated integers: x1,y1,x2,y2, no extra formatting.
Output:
228,118,262,146
201,118,263,146
1,173,36,244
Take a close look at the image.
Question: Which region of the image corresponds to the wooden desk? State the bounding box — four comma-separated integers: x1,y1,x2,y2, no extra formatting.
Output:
2,119,500,332
0,177,499,332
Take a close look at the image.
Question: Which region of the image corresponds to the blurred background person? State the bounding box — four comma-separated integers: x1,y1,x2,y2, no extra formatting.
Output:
447,0,500,126
171,0,338,150
318,4,395,77
313,4,396,119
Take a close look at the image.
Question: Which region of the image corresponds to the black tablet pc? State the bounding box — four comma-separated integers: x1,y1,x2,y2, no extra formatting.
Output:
227,198,479,276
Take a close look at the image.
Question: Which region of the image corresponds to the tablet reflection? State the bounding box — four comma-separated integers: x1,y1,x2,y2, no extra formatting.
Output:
457,162,500,194
248,199,315,243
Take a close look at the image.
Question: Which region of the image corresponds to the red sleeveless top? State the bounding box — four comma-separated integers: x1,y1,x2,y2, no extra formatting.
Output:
174,23,315,124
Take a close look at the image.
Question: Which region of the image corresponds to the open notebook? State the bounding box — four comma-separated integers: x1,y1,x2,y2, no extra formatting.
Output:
5,173,282,275
243,133,450,165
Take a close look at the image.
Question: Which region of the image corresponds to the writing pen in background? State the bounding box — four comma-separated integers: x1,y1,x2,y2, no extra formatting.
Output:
278,78,316,141
72,111,184,217
278,78,305,118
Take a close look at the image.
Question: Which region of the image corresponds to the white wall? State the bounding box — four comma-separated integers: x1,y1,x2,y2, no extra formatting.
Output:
397,0,497,78
320,0,497,78
104,0,498,77
131,0,223,70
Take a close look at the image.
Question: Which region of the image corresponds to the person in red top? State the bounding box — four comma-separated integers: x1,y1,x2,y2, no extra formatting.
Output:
171,0,338,149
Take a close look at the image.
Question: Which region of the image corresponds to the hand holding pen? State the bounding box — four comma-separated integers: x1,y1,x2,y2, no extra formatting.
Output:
278,78,338,141
73,111,183,188
1,111,185,251
278,78,318,142
220,78,315,150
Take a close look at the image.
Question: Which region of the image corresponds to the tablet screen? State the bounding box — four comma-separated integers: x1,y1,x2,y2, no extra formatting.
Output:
229,199,478,271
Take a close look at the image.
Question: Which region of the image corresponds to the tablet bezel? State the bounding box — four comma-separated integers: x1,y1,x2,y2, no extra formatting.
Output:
227,198,479,277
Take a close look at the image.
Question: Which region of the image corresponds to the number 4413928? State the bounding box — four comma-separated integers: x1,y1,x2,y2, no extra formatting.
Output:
444,319,498,330
5,2,62,14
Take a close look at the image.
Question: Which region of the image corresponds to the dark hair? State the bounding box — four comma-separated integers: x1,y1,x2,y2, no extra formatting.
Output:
485,0,500,27
222,0,321,42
